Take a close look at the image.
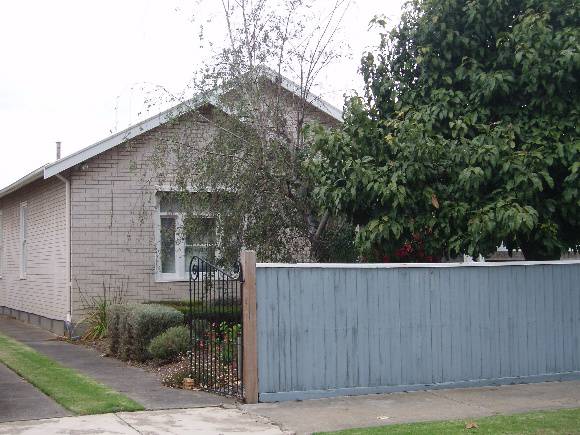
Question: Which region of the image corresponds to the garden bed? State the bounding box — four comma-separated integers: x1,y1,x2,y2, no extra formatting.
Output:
73,300,243,397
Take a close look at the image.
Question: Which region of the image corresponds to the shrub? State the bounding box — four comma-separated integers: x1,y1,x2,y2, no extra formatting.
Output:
148,326,190,362
78,279,128,341
218,322,241,365
192,318,211,336
106,304,129,355
107,303,183,361
147,300,241,324
128,304,184,361
118,304,135,360
80,298,108,341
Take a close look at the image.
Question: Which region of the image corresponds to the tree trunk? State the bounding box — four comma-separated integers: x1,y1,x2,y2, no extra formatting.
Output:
307,211,330,262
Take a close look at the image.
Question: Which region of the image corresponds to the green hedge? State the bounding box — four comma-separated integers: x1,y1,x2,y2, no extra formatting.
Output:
106,304,129,356
107,304,183,361
118,305,133,360
149,300,241,324
148,326,190,361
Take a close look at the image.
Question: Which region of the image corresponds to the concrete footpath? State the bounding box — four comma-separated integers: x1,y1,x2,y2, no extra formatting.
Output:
1,381,579,434
243,380,580,433
0,316,229,410
0,407,287,435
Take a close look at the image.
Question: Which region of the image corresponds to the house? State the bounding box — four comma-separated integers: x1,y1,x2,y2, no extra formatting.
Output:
0,71,341,334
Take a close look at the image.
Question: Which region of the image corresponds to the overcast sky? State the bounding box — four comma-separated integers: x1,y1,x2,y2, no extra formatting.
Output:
0,0,403,188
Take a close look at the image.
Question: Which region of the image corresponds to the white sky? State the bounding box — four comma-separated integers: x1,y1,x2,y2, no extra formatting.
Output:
0,0,403,188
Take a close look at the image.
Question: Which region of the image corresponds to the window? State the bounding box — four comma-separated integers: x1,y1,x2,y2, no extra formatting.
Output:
160,216,177,274
0,210,3,278
20,202,28,279
185,217,216,273
156,193,216,281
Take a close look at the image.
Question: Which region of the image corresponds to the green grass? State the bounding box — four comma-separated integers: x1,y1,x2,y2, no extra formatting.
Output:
0,332,144,415
318,408,580,435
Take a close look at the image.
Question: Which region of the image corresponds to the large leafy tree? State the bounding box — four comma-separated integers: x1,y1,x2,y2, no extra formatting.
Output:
308,0,580,260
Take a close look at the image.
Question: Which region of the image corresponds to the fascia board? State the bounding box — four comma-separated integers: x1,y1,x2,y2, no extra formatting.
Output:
0,167,45,200
43,97,205,179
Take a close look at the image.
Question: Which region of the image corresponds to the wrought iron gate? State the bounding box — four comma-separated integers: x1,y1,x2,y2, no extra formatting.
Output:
188,256,244,398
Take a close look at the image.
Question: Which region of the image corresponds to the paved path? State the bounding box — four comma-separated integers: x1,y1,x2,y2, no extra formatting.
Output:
242,380,580,434
0,316,231,411
0,407,287,435
0,363,71,423
2,316,579,433
1,381,579,434
0,378,579,434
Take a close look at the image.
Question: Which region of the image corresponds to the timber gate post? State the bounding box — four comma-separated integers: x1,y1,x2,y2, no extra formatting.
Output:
241,250,258,403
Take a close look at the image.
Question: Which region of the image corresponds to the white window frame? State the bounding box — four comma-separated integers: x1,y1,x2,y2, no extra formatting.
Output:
154,194,217,282
156,211,183,282
19,202,28,279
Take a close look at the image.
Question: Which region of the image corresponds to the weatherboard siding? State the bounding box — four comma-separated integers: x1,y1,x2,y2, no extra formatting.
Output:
256,262,580,402
0,177,68,322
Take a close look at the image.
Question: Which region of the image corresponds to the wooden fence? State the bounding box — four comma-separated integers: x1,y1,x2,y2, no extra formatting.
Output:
253,261,580,402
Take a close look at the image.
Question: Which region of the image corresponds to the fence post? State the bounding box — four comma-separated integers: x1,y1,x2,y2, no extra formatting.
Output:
241,250,258,403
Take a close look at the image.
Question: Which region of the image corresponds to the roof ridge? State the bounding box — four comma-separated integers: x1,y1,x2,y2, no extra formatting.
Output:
0,69,342,198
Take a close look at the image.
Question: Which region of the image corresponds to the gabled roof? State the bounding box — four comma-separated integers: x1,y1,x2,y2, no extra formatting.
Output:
43,95,205,179
0,69,342,199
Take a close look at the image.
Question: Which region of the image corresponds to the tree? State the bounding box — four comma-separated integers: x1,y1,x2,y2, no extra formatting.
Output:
308,0,580,261
150,0,357,264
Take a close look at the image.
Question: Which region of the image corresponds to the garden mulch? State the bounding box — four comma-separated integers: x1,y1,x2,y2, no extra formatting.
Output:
0,316,233,410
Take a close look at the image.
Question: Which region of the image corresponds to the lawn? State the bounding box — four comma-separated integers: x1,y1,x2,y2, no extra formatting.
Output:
0,332,144,415
318,408,580,434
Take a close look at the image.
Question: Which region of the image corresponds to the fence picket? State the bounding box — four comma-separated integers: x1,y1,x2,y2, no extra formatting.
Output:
255,262,580,402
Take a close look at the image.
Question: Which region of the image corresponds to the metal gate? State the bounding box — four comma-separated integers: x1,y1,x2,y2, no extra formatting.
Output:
188,256,244,398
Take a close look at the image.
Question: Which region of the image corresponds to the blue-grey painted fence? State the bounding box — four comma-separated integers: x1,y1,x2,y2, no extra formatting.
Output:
256,262,580,402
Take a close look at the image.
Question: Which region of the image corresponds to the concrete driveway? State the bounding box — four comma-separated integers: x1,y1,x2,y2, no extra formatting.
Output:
0,363,71,423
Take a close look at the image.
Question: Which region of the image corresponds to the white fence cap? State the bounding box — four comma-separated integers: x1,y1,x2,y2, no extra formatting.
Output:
257,260,580,269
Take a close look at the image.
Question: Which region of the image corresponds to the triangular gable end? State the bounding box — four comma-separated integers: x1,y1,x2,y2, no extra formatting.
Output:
43,69,342,180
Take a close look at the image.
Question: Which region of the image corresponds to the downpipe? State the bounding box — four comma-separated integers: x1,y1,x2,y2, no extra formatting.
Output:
55,173,72,337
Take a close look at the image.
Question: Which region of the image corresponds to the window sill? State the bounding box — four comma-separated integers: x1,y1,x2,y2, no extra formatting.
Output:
155,272,218,283
155,275,189,283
